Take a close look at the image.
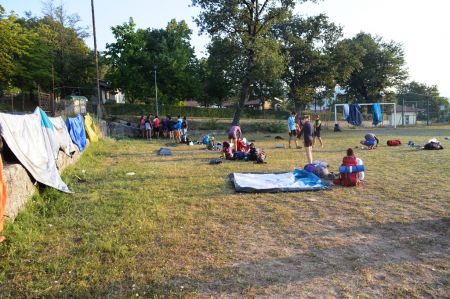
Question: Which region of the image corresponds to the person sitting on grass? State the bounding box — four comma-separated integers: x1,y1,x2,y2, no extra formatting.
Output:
361,133,379,149
222,141,233,159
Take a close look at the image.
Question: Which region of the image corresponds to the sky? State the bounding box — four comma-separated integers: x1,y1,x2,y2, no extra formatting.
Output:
2,0,449,98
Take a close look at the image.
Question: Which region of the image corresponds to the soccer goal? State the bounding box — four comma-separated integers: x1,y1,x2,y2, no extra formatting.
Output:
334,103,397,128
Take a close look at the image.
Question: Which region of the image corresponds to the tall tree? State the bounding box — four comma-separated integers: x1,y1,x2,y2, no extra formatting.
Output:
337,32,407,103
104,19,198,104
398,81,449,120
192,0,313,125
273,14,342,110
0,6,31,92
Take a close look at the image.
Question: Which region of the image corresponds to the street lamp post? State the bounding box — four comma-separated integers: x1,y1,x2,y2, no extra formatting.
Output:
154,66,159,116
91,0,102,119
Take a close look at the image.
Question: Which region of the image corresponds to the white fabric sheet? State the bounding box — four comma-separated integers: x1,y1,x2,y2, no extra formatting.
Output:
0,112,71,192
50,116,77,157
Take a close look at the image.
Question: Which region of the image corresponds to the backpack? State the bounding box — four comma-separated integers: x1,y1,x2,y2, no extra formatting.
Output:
387,139,401,146
334,156,361,187
424,142,443,150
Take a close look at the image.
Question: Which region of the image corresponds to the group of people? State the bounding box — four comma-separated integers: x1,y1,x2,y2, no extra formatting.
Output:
139,114,188,143
287,113,323,165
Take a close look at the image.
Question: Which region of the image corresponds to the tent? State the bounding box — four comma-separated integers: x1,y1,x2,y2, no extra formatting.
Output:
0,110,71,192
50,116,77,157
230,169,328,193
66,114,87,151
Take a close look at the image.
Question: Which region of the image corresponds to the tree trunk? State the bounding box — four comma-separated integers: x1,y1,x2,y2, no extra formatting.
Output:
231,77,251,126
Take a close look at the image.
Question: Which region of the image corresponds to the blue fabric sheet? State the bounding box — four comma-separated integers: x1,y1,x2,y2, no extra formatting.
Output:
347,103,362,126
230,169,328,193
372,103,382,126
66,114,87,151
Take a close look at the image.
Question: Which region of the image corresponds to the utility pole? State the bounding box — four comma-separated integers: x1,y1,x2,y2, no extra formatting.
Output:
91,0,102,119
154,66,159,116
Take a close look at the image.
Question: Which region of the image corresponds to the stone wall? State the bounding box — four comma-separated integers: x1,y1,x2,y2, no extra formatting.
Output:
3,146,83,220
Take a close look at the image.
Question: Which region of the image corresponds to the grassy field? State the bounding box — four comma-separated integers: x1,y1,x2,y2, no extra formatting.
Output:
0,126,449,297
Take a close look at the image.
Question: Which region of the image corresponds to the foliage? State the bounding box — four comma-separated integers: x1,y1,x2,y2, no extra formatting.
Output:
273,14,343,110
336,32,407,103
104,19,199,104
0,1,97,97
192,0,312,125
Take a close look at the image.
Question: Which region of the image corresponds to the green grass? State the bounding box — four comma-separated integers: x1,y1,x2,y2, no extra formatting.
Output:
0,126,449,297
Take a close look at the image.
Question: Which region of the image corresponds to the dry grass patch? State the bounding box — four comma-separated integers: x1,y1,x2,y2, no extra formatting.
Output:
0,126,449,297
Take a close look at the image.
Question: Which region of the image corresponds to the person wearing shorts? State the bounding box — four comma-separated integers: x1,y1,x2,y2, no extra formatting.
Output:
287,111,299,149
301,115,313,164
152,115,160,139
313,115,323,148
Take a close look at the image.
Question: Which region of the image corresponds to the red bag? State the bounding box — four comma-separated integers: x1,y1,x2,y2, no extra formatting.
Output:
387,139,401,146
335,156,361,187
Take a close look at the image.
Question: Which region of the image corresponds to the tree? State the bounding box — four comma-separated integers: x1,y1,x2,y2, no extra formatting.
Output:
273,14,342,110
0,5,31,92
192,0,313,125
398,81,449,120
104,19,199,104
337,32,407,103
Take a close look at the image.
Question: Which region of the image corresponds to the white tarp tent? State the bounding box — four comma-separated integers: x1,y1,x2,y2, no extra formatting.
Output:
230,170,328,193
50,116,77,157
0,111,71,193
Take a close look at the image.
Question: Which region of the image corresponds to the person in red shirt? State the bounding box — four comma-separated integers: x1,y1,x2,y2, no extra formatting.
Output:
152,115,161,139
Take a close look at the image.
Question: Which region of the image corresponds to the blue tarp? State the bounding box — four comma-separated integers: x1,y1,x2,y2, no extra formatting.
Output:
230,169,328,192
347,103,362,126
66,114,87,151
372,103,382,126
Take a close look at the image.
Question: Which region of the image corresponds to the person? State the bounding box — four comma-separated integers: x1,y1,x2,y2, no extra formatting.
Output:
361,133,379,149
301,115,314,164
313,115,323,148
145,115,152,140
181,116,188,137
287,111,300,149
333,148,364,186
222,141,233,159
161,116,170,138
139,115,146,139
168,116,175,140
152,115,161,139
174,117,183,143
228,125,242,149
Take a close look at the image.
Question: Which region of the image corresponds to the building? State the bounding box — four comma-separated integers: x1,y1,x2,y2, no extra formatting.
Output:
97,80,125,104
388,104,425,126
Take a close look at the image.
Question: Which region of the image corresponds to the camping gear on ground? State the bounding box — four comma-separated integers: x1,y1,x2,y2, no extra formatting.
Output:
387,139,402,146
274,136,284,140
304,160,330,178
445,137,450,140
230,169,328,192
347,103,362,126
0,110,71,192
424,139,444,150
234,151,248,160
333,156,363,187
356,158,365,181
66,114,87,152
50,116,77,157
209,158,223,164
275,144,285,148
256,150,267,164
236,138,249,152
334,123,342,132
84,113,99,142
158,148,172,156
372,103,382,126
